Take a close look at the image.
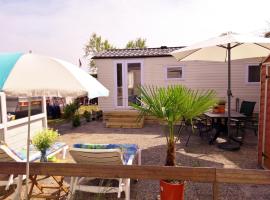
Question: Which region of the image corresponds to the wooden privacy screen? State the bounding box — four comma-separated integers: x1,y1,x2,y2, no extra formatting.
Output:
0,162,270,200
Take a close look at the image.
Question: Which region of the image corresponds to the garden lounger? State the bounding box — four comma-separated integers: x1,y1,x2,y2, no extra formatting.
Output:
69,144,140,200
0,141,68,199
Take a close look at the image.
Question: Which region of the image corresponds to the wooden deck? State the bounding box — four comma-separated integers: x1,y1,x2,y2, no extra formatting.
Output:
103,111,144,128
103,111,161,128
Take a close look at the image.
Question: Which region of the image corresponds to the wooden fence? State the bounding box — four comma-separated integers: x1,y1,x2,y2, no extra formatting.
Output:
1,162,270,200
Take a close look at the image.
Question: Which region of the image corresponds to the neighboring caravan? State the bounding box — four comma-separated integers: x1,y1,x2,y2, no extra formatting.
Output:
93,46,261,114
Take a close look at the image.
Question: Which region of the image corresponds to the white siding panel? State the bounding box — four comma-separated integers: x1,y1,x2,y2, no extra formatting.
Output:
144,57,261,112
96,59,116,111
96,57,261,112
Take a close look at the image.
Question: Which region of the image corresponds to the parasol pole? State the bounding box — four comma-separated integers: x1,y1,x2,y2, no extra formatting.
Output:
24,97,31,200
227,43,232,141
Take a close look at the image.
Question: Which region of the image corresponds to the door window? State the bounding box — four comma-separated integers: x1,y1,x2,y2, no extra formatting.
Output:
127,63,141,106
116,63,123,106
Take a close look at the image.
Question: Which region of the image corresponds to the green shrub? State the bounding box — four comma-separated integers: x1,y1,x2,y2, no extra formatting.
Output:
32,129,59,151
63,101,80,120
78,105,100,114
83,110,91,122
72,114,81,127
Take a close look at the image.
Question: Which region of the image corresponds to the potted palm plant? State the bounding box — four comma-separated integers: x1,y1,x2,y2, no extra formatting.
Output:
32,129,59,162
132,85,216,200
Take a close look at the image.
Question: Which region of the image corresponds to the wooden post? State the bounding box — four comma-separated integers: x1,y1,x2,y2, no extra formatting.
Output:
213,181,218,200
262,64,269,167
212,168,218,200
42,96,47,129
0,92,8,141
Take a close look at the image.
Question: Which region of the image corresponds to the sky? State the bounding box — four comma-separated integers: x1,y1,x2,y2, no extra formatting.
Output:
0,0,270,65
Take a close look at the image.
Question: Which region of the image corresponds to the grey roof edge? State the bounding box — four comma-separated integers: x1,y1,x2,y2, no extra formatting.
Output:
92,54,175,59
91,46,184,59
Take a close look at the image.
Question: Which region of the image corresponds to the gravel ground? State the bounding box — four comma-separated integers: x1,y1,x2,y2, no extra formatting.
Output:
2,120,270,200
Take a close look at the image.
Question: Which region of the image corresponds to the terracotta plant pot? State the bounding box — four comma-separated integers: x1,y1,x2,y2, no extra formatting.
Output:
160,180,184,200
218,105,225,113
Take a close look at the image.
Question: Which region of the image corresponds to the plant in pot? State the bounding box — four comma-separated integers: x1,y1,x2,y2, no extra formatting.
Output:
63,100,81,126
131,85,216,200
32,129,59,162
72,113,81,127
83,110,92,122
63,101,80,120
217,99,226,113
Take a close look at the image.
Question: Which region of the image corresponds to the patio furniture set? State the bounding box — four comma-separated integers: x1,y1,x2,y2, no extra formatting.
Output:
188,100,258,150
0,141,141,200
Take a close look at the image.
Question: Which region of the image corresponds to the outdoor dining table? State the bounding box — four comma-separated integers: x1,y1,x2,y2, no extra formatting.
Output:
204,111,246,119
204,111,246,150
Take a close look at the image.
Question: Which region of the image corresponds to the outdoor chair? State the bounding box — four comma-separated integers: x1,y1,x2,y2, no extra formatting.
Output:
69,145,137,200
230,101,257,144
0,141,68,198
193,116,213,138
180,117,212,146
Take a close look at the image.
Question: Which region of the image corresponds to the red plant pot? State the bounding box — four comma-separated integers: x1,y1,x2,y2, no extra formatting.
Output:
160,180,184,200
218,105,225,113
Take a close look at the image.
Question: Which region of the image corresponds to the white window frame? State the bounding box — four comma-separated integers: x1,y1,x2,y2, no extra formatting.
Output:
245,63,260,85
114,61,126,109
113,59,144,109
165,65,185,81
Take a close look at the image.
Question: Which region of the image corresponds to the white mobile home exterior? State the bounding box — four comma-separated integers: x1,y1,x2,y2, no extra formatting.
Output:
93,47,261,113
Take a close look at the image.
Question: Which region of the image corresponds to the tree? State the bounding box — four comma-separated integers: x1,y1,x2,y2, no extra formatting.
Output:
263,21,270,38
84,33,115,68
126,38,147,49
131,85,216,166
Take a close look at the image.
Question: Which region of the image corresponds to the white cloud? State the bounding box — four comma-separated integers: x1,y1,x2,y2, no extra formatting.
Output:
0,0,269,64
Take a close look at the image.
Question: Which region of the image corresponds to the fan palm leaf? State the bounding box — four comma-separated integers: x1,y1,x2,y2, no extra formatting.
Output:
132,85,217,166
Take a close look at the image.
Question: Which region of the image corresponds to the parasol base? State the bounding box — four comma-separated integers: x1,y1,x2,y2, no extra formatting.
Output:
218,141,240,151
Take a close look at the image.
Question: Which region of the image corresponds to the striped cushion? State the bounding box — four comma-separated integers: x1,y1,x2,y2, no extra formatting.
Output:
73,143,138,164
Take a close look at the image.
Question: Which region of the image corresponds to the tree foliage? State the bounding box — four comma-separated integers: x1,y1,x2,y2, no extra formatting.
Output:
126,38,147,49
84,33,115,55
131,85,217,166
84,33,115,67
263,21,270,38
84,33,147,68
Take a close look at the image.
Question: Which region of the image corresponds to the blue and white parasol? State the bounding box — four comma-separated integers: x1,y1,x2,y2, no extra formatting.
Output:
0,52,109,199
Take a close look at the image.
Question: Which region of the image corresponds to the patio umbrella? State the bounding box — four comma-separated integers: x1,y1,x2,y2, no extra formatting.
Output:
171,32,270,150
0,52,109,199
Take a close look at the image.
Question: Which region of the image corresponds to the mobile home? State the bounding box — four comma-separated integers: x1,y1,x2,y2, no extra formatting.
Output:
93,46,261,127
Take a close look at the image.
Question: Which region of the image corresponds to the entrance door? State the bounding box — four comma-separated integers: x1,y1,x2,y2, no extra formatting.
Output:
263,65,270,169
114,60,142,109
